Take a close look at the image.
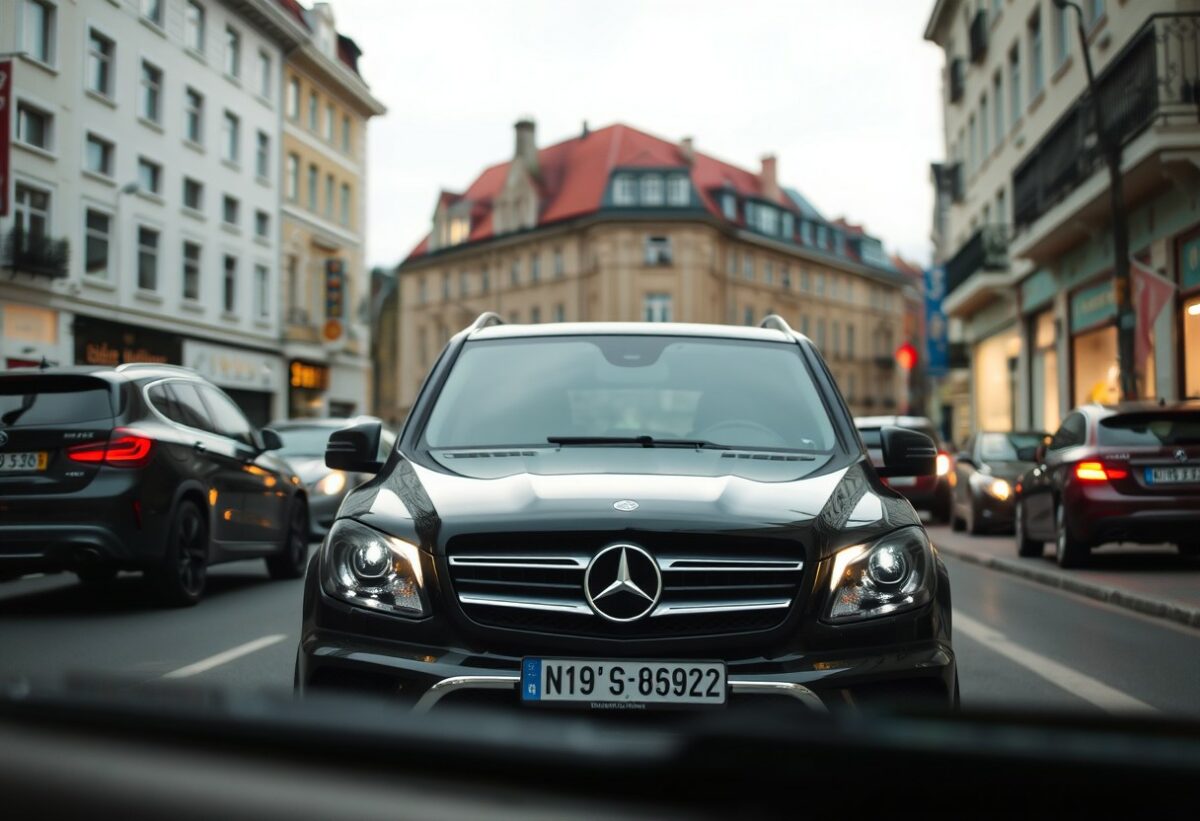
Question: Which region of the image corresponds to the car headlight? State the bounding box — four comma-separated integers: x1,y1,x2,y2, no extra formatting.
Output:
825,527,933,623
935,452,951,477
315,470,347,496
321,519,428,617
971,473,1011,501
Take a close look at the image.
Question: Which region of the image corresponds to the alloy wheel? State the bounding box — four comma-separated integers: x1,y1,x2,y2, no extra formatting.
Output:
177,506,208,597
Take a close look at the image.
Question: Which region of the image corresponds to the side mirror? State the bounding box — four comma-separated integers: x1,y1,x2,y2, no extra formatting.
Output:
1034,444,1047,464
878,426,937,477
326,420,384,474
259,428,284,452
954,451,975,469
1015,446,1038,463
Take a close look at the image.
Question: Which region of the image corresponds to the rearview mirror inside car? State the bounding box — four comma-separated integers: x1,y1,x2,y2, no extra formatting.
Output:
878,426,937,477
326,420,384,474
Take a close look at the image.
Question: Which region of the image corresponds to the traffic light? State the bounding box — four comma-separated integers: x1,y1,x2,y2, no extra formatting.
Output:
895,341,918,371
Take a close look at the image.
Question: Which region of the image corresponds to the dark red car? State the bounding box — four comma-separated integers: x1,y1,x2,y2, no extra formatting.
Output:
856,416,952,522
1013,402,1200,567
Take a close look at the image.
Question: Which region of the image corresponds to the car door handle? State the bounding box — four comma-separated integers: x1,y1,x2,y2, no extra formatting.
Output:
193,441,207,453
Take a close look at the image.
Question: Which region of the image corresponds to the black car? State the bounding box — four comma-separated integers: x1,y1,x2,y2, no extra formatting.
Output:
950,430,1048,534
270,418,397,538
296,315,956,712
854,416,953,523
0,364,309,604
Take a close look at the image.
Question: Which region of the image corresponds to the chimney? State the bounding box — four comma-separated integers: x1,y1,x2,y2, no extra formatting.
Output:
581,120,590,139
760,154,779,202
514,117,538,175
680,136,695,164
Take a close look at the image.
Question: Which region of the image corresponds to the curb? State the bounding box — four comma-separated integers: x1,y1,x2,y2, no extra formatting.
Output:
934,542,1200,630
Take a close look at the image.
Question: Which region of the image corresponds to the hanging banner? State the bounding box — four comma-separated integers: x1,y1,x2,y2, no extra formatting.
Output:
923,265,949,377
0,60,12,217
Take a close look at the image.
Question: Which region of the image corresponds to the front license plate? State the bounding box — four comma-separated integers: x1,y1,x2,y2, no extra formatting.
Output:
0,452,48,473
1146,466,1200,485
521,658,726,707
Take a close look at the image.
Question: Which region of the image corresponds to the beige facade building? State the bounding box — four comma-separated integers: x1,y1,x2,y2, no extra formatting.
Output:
927,0,1200,445
277,1,385,418
378,121,911,423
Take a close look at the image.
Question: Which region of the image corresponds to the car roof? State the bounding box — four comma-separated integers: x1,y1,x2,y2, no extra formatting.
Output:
269,417,381,429
853,415,935,429
0,363,202,384
1084,400,1200,416
469,321,805,345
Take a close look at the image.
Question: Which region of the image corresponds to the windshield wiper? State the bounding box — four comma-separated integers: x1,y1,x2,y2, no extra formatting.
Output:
547,435,729,450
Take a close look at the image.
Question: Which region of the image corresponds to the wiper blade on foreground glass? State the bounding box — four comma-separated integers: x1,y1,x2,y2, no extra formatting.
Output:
547,435,729,450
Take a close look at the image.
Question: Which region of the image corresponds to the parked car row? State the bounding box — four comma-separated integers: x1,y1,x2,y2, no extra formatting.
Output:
0,362,391,605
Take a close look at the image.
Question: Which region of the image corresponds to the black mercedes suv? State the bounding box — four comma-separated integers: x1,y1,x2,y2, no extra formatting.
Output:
0,364,310,605
297,315,956,711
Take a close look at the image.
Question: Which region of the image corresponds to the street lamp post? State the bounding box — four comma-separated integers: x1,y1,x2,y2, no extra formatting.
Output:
1053,0,1137,400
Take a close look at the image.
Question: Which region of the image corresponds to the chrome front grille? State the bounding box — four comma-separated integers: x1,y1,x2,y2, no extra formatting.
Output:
446,535,806,638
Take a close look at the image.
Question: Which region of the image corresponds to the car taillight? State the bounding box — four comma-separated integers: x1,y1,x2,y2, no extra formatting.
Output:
1074,461,1128,482
935,451,951,477
67,429,154,468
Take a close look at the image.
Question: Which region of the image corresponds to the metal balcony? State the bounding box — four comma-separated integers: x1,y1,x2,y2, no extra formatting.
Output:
945,224,1009,299
1013,12,1200,232
2,227,69,279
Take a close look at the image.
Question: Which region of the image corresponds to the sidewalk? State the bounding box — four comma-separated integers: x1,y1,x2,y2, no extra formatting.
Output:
926,525,1200,629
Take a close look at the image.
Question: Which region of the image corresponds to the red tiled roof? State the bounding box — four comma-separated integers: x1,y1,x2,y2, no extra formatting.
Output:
404,123,804,263
276,0,309,27
275,1,364,76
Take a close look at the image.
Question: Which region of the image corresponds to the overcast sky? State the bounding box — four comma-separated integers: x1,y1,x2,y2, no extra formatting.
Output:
330,0,944,269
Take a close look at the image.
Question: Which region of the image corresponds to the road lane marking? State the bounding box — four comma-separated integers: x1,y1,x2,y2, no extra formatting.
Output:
954,612,1157,714
162,634,287,679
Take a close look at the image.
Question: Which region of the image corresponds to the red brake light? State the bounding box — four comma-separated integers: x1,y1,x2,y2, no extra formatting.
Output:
1074,461,1127,482
67,430,154,468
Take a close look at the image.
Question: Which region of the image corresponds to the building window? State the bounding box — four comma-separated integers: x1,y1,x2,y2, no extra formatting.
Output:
22,0,56,65
743,254,754,280
221,111,239,163
84,133,114,177
183,177,203,211
16,101,52,151
13,184,50,248
530,253,541,283
140,61,163,123
644,293,672,323
744,306,754,326
185,2,205,52
667,175,689,206
726,249,737,276
141,0,163,25
255,210,270,238
553,248,564,277
222,195,240,226
222,255,238,313
816,272,826,295
86,29,114,98
831,320,840,357
182,241,201,301
459,271,470,298
510,259,520,286
980,93,990,157
781,266,791,289
185,87,204,144
324,174,334,218
254,264,269,320
1053,2,1070,67
816,224,829,249
1084,0,1105,32
84,209,111,280
224,26,241,79
801,220,814,245
441,273,450,300
722,193,737,220
613,174,635,206
1008,45,1021,128
308,90,318,130
255,131,270,179
258,50,272,99
759,206,779,235
342,115,351,153
846,323,856,357
340,183,351,227
137,226,159,291
645,236,672,266
286,153,299,202
137,157,162,195
287,77,300,120
325,103,335,141
530,306,542,324
1028,10,1044,99
306,164,317,210
553,303,565,323
967,113,977,175
417,278,428,305
781,212,794,239
992,71,1004,147
996,188,1007,224
640,175,664,206
764,260,774,285
816,318,826,348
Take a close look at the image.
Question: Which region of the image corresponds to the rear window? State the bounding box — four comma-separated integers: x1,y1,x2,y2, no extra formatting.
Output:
1098,413,1200,447
0,378,114,428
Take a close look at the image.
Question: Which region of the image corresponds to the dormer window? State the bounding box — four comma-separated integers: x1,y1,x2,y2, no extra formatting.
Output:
666,175,689,206
759,207,778,236
816,224,829,249
801,220,814,245
721,193,737,220
640,175,664,206
613,174,636,206
781,212,794,239
449,216,470,245
834,232,846,255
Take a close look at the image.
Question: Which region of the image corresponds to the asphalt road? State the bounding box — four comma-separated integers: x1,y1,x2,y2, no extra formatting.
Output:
0,544,1197,716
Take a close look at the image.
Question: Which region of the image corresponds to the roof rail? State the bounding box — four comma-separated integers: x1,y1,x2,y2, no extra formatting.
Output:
467,312,505,334
114,363,198,375
759,314,794,336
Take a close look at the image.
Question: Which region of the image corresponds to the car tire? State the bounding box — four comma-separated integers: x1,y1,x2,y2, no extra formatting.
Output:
1015,500,1043,558
267,497,309,580
951,512,966,532
75,565,118,585
1054,501,1089,568
151,499,209,607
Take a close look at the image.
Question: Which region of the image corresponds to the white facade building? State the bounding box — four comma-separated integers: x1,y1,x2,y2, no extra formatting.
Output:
1,0,307,425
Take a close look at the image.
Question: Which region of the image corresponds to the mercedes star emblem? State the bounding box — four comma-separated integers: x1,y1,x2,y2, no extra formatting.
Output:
584,544,662,622
1176,448,1189,463
613,499,639,512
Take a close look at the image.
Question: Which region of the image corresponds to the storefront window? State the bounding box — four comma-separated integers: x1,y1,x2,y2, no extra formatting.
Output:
1030,310,1059,431
1185,294,1200,399
1072,325,1119,405
973,327,1020,431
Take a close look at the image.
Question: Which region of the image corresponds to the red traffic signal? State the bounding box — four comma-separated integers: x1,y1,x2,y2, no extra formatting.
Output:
895,342,918,371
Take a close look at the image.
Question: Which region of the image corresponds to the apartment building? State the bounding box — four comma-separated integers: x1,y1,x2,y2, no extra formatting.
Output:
276,1,385,419
927,0,1200,444
377,119,911,422
1,0,307,425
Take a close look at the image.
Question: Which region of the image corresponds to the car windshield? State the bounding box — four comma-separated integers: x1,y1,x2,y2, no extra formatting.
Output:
979,432,1045,461
423,336,839,452
273,427,336,457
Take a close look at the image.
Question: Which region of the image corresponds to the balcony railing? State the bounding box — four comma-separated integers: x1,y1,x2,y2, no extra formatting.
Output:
945,224,1009,298
2,227,69,279
949,57,966,103
969,11,988,63
1013,13,1200,232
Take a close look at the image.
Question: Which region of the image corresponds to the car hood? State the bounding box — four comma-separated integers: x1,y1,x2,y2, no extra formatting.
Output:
336,450,921,561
